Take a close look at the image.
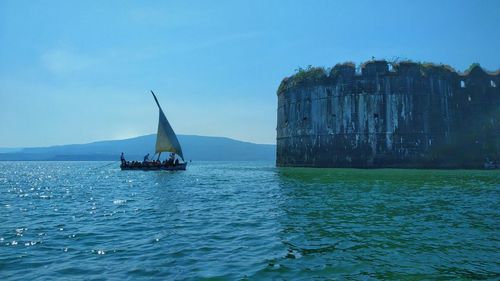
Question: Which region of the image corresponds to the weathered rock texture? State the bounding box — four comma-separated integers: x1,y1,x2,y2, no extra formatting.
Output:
276,61,500,168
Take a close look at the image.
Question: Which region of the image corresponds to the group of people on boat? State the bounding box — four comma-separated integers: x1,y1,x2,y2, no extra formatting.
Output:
120,152,180,168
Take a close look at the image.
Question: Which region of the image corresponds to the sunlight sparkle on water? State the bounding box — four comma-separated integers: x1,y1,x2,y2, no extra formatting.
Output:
0,161,498,280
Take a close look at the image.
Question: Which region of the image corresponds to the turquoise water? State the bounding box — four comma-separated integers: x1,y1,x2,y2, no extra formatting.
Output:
0,161,499,280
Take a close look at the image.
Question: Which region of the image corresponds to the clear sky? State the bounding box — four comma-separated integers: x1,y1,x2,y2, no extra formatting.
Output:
1,0,499,147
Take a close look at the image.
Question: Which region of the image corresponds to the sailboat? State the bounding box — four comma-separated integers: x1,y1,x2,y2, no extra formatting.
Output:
120,91,187,171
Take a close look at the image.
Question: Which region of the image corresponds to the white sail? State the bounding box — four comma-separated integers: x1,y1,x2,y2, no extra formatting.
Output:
151,91,184,160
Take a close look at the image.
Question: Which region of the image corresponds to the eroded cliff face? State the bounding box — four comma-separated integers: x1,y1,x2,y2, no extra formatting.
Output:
276,61,500,168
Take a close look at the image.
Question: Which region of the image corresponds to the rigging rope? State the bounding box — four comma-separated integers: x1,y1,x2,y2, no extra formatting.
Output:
92,161,119,170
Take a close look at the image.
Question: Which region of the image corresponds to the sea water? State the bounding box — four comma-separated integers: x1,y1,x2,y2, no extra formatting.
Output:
0,161,498,280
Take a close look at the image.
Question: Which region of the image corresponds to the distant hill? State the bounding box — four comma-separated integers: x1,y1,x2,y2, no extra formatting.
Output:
0,134,276,161
0,148,21,153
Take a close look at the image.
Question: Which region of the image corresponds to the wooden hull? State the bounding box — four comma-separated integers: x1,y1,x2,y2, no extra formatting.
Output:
120,163,187,171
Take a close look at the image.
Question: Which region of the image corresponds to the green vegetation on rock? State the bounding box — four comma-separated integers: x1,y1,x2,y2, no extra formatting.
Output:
278,65,327,94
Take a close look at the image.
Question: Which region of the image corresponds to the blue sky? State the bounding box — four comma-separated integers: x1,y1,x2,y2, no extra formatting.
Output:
1,0,499,147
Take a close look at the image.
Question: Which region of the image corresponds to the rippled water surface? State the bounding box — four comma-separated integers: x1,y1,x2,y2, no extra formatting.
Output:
0,161,499,280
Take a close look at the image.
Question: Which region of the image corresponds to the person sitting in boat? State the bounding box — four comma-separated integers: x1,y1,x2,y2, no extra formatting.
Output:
168,153,175,165
143,153,150,163
120,152,126,165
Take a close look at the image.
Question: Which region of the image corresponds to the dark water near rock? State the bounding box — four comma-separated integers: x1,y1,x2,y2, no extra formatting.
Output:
0,161,499,280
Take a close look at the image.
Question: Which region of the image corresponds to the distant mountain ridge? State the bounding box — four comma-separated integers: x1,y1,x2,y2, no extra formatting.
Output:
0,134,276,161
